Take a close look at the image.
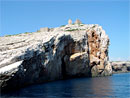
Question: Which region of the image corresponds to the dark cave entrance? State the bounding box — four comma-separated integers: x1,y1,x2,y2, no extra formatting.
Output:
61,56,67,79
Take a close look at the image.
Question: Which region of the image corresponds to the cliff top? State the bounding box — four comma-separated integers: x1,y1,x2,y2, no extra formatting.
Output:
0,20,107,69
1,19,102,37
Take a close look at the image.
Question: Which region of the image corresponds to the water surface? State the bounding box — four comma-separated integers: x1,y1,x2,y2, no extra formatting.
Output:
1,73,130,98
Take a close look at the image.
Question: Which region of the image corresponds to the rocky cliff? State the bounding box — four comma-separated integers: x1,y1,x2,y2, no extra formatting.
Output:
0,21,112,91
111,61,130,73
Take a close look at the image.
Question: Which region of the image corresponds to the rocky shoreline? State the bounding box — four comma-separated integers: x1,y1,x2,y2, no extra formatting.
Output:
111,61,130,74
0,20,112,91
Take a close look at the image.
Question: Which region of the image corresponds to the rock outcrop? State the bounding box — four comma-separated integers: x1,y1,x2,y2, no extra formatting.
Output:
0,21,112,91
111,61,130,73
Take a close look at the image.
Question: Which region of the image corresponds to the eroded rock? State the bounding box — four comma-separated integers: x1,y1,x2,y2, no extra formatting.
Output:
87,27,111,76
0,23,112,91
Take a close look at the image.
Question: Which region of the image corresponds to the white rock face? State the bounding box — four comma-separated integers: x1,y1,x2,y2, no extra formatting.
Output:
0,61,23,74
0,23,112,91
111,61,130,73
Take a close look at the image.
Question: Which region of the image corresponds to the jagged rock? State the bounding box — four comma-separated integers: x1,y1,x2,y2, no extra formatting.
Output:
68,19,72,25
111,61,130,73
87,28,111,76
0,23,112,91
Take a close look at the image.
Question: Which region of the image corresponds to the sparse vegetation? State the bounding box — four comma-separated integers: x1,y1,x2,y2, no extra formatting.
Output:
5,35,12,37
92,25,96,28
4,32,32,37
65,29,78,31
80,24,84,26
42,46,45,51
24,32,31,34
5,33,20,37
60,25,65,27
37,30,41,32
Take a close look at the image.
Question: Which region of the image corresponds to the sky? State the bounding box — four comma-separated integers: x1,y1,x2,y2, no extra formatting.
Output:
0,0,129,61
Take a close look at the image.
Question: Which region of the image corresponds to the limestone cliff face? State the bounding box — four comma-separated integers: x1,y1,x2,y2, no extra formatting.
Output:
0,23,112,91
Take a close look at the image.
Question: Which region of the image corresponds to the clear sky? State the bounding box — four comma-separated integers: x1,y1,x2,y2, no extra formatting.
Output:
0,0,129,61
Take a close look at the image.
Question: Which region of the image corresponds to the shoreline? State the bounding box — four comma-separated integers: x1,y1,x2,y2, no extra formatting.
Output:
111,61,130,74
113,71,130,74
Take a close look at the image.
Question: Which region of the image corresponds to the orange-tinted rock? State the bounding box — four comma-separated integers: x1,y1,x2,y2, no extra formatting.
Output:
87,26,112,76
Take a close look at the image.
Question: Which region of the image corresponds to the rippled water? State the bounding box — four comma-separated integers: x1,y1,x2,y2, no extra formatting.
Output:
1,73,130,98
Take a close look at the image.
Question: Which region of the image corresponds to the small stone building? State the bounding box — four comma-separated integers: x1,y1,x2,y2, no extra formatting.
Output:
75,19,82,24
68,19,72,25
40,27,49,32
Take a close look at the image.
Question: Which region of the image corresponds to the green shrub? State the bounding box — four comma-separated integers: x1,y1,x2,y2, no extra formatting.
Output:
5,35,12,37
65,29,78,31
80,24,84,26
60,25,65,27
24,32,30,34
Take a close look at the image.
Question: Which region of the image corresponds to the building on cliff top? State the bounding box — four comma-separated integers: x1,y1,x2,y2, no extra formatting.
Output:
68,19,72,25
75,19,82,24
40,27,49,32
68,19,82,25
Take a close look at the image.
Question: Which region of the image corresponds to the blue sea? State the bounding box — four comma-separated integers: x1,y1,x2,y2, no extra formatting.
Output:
1,73,130,98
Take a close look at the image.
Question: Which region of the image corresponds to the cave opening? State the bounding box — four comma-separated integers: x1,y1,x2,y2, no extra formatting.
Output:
92,32,95,37
61,55,67,79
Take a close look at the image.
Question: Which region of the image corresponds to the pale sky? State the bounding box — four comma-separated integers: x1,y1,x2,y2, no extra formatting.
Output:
0,0,129,61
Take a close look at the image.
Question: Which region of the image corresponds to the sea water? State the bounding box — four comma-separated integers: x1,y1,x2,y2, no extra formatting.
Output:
1,73,130,98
